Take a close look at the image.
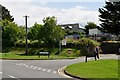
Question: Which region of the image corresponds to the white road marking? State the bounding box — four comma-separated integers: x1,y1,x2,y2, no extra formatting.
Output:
8,75,21,80
53,71,57,74
42,69,46,71
14,63,57,75
37,68,42,70
46,69,51,72
16,63,19,65
25,65,29,67
29,65,34,68
0,72,2,74
22,64,26,66
58,66,72,78
18,63,23,65
9,75,16,78
33,66,37,69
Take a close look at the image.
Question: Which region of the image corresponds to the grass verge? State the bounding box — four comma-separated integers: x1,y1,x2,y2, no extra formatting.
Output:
65,59,119,80
0,47,80,60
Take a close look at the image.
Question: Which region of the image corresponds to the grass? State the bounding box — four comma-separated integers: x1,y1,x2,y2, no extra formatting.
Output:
0,47,80,60
0,53,75,60
65,59,119,80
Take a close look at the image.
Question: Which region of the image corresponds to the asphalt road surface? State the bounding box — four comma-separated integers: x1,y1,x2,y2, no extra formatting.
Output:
0,54,119,80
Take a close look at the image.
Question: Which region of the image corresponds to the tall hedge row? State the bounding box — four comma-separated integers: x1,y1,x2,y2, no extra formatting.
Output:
100,41,120,54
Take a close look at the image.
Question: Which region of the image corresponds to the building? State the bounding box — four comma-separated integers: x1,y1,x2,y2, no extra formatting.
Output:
59,23,85,39
89,28,120,40
60,23,85,33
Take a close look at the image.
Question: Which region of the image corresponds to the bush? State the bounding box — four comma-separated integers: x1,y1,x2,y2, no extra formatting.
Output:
30,40,39,47
15,40,30,47
59,48,80,57
66,38,100,49
101,41,120,54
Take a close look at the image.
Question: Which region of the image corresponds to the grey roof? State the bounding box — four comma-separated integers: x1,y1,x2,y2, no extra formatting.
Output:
59,23,85,33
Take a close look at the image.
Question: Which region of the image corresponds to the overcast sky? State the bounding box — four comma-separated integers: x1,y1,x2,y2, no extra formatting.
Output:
0,0,106,28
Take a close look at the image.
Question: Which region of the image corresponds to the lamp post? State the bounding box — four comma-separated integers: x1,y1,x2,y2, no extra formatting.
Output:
24,15,29,55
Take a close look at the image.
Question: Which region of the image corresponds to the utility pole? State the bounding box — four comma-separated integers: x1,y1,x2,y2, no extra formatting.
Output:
24,15,29,55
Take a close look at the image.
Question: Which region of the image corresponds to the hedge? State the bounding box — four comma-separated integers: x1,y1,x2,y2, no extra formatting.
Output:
100,41,120,54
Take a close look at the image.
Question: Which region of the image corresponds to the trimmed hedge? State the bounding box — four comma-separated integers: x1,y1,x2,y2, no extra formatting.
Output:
66,38,100,49
100,41,120,54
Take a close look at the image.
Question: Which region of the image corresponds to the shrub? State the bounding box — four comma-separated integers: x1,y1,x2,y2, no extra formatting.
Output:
66,38,100,49
101,41,120,54
30,40,39,47
60,48,80,57
15,40,30,47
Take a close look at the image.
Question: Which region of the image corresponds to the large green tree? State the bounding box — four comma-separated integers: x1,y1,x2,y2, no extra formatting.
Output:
0,5,14,22
84,22,97,35
0,20,19,47
38,16,65,47
28,22,43,40
99,1,120,36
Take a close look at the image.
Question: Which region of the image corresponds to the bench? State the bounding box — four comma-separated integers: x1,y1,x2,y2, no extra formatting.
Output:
85,53,96,62
85,48,97,62
38,52,50,58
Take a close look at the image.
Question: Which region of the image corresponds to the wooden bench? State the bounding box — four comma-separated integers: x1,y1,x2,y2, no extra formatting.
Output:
85,48,97,62
38,52,50,58
85,53,96,62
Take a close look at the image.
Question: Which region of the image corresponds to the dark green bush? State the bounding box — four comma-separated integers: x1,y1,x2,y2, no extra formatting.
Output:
15,40,30,47
30,40,39,47
59,48,80,57
66,38,100,49
101,41,120,54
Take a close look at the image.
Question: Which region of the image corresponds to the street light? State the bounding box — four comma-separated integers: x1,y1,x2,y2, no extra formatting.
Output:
23,15,29,55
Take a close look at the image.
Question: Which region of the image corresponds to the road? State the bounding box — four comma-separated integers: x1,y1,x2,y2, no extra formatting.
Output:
0,54,119,80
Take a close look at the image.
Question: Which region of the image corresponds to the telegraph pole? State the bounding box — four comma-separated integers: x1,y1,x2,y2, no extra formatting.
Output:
24,15,29,55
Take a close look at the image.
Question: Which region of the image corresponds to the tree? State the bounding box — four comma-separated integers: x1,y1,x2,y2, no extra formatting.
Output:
28,22,43,40
0,5,14,22
0,20,19,47
38,16,65,47
18,26,26,40
84,22,97,35
99,1,120,36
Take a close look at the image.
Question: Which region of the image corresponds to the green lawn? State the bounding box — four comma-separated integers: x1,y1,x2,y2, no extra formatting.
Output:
65,59,119,80
0,53,75,60
0,47,80,60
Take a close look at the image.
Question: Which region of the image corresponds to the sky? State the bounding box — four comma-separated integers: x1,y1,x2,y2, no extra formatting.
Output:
0,0,107,28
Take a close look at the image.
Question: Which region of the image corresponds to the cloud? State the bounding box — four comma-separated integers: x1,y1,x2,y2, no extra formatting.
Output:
0,1,100,27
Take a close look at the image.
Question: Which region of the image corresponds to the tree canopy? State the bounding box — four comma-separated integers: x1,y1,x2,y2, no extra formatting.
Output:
1,20,19,47
84,22,97,35
28,16,65,47
28,22,43,40
99,1,120,36
0,5,14,22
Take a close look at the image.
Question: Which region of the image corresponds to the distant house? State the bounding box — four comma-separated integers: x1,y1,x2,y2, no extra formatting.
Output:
60,23,85,33
89,28,119,40
59,23,85,39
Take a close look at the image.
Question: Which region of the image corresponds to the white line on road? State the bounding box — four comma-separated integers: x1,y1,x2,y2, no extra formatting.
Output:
0,72,2,74
9,75,21,80
25,65,29,67
18,63,23,65
46,69,51,72
58,66,72,78
42,69,46,71
37,68,42,70
22,64,26,66
33,66,37,69
53,71,57,74
8,75,16,78
29,65,34,68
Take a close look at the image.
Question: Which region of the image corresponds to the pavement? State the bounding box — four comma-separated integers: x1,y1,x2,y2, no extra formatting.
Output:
0,54,119,80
